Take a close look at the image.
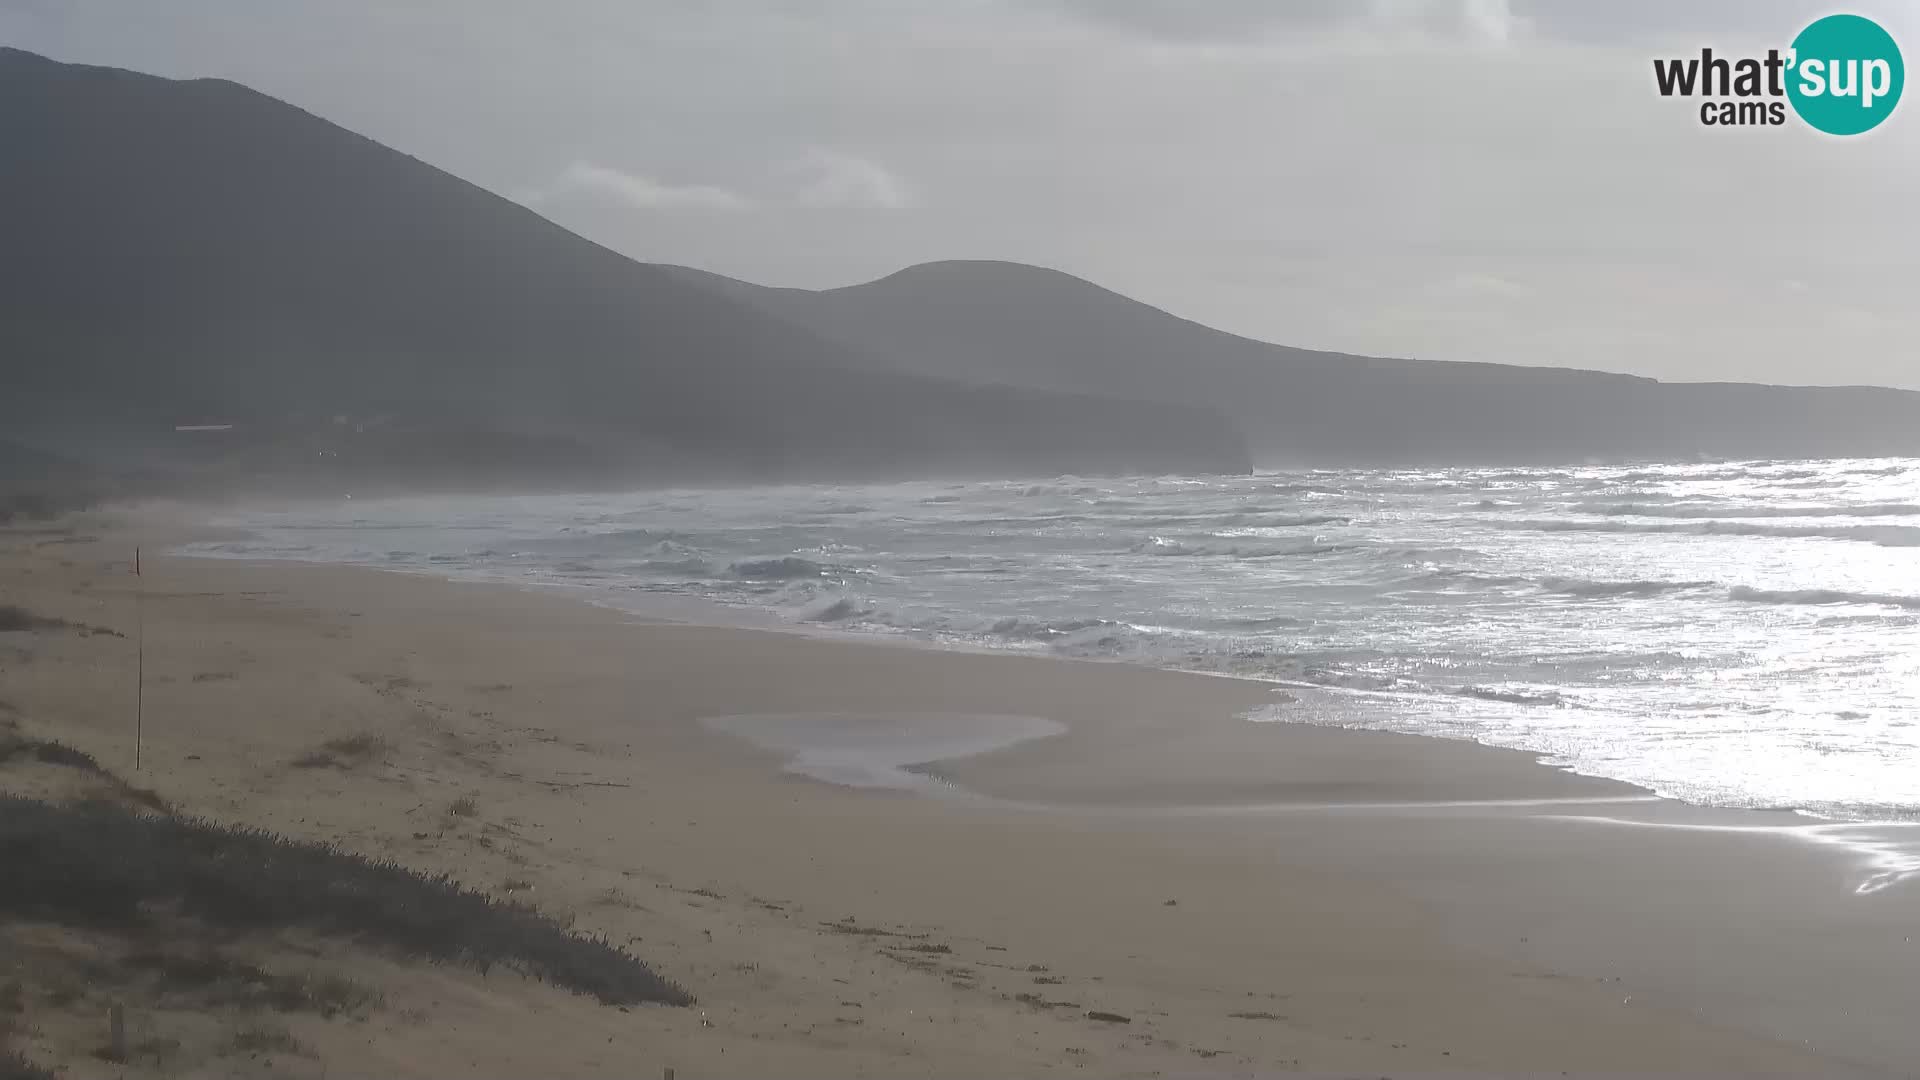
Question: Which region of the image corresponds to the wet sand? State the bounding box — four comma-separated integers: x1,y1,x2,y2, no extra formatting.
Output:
3,510,1917,1076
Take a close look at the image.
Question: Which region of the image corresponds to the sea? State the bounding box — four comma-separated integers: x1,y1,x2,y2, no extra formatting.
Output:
183,458,1920,823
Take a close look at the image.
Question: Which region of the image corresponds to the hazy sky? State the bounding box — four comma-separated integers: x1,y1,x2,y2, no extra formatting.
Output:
6,1,1917,387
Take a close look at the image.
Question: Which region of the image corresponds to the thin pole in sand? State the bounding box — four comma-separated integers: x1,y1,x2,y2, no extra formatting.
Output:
134,544,143,770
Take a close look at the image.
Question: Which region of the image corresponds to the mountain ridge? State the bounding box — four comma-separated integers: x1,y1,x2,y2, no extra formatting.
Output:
668,259,1920,465
10,42,1919,483
0,47,1250,490
835,259,1912,394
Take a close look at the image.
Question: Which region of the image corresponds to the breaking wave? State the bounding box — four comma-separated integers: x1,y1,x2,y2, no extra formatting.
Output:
1448,685,1566,706
1539,577,1713,598
1504,519,1920,547
728,556,829,579
1120,511,1349,529
638,557,715,576
798,595,871,622
1264,482,1344,495
980,616,1127,641
1589,502,1920,519
1129,535,1343,558
1728,586,1920,610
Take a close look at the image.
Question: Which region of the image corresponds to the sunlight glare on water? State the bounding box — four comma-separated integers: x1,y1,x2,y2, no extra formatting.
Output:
187,458,1920,822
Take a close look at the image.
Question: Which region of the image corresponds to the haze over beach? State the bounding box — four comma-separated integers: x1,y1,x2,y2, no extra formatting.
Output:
5,2,1920,1077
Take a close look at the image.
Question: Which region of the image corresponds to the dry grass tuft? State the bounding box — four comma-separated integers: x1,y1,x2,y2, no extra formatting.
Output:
290,732,392,770
228,1022,306,1056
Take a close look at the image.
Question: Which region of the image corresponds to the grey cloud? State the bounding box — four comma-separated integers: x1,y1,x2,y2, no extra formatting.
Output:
784,149,916,209
520,163,757,211
1030,0,1351,40
516,150,914,214
1030,0,1527,44
1512,0,1903,44
1032,0,1910,45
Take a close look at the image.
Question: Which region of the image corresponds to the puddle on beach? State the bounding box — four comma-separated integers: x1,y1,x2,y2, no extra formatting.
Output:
702,713,1920,896
1545,814,1920,896
700,712,1065,795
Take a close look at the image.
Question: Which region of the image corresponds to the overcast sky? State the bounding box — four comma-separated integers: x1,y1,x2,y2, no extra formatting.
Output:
6,1,1917,387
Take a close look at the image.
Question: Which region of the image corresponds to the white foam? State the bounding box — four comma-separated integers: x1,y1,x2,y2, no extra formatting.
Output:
180,461,1920,823
700,712,1065,793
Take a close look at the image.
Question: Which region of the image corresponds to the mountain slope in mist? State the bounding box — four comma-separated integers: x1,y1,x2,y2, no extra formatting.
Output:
0,49,1248,488
676,260,1920,465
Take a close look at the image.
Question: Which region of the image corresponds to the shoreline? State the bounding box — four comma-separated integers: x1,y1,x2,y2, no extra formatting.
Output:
166,474,1920,828
5,509,1918,1075
198,551,1680,811
167,526,1920,836
179,534,1903,827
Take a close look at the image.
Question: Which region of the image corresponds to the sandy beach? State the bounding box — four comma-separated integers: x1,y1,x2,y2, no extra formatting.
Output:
4,508,1919,1077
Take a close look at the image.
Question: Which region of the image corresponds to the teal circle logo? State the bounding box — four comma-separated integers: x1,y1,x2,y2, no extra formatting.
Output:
1787,14,1904,135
